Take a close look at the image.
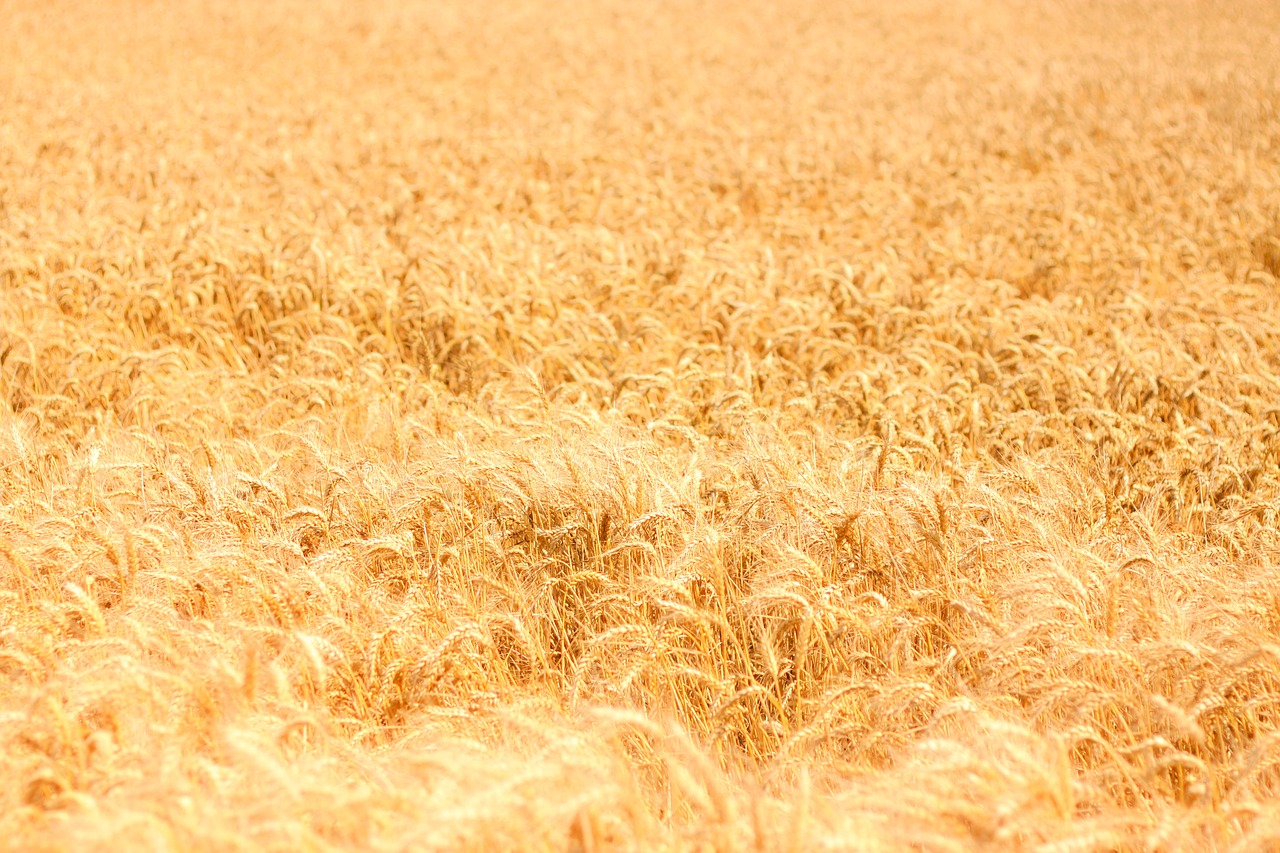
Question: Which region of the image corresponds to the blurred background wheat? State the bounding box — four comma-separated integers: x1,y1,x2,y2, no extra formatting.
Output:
3,0,1280,849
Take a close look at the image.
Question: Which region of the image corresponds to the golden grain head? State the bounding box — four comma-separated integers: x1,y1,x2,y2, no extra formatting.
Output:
3,0,1280,849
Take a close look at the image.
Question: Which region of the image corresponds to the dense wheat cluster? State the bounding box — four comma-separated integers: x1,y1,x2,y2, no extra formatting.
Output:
3,0,1280,849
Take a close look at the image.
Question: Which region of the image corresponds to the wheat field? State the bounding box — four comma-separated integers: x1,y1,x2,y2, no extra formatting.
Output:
3,0,1280,849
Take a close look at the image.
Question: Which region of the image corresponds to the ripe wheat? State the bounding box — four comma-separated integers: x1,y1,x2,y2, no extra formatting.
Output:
4,0,1280,850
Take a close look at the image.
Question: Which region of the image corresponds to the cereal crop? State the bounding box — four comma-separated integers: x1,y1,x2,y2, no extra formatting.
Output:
3,1,1280,849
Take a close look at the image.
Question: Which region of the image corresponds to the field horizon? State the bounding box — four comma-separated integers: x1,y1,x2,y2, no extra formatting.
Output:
4,1,1280,850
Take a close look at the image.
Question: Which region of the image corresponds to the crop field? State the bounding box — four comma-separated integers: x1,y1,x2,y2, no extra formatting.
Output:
3,0,1280,849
